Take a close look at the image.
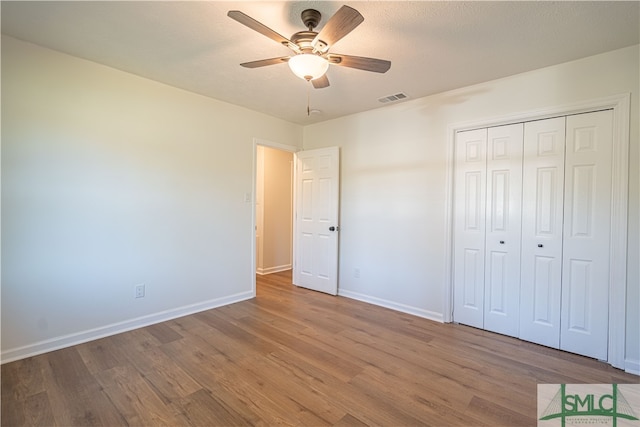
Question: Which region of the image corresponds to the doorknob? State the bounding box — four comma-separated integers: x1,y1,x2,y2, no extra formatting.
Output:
499,240,505,244
329,226,339,232
538,244,544,248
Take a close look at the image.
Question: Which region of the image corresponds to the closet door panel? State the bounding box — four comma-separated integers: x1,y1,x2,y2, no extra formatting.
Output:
484,124,523,337
453,129,487,328
561,110,613,360
520,117,566,348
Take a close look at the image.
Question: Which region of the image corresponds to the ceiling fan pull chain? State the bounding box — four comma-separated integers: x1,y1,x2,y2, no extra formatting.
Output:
307,83,311,116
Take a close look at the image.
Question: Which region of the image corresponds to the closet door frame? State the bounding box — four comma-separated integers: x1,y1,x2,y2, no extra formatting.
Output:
444,93,630,370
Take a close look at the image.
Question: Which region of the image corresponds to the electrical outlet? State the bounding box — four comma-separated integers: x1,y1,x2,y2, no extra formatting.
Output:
135,284,145,299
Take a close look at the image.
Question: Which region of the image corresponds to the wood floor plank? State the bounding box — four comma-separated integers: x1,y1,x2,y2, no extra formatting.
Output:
226,312,364,382
333,413,369,427
166,312,212,336
109,325,165,353
300,322,492,418
171,388,254,426
262,347,427,426
193,309,279,359
160,333,312,425
1,356,46,401
159,335,266,424
145,322,184,344
349,364,487,426
124,345,202,401
466,395,532,426
250,297,349,336
94,364,183,426
76,337,126,375
2,269,638,426
237,352,348,425
1,393,26,426
39,347,127,426
22,391,56,427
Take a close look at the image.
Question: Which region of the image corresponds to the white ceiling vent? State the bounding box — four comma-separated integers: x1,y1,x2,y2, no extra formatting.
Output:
378,92,409,104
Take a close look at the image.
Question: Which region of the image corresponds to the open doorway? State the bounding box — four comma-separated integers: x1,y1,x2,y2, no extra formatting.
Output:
255,144,294,280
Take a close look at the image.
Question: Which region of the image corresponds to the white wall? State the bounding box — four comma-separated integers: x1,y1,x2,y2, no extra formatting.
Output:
1,36,303,361
303,45,640,372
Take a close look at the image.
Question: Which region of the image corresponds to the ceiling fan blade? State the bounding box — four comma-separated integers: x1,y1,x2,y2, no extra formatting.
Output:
228,10,294,47
312,5,364,52
312,74,330,89
240,56,290,68
327,53,391,73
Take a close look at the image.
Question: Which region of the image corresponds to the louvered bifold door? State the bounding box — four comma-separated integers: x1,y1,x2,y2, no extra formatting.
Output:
453,129,487,328
483,124,524,338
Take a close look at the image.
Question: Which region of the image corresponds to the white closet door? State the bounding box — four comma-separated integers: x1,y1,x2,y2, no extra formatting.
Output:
519,117,566,348
453,129,487,328
560,110,613,360
483,124,523,337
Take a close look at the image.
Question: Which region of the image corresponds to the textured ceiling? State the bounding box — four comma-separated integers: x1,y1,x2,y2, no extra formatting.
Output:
2,1,639,125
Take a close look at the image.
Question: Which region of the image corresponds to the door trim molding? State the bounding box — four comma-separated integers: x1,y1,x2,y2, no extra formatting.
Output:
444,93,630,370
251,138,299,297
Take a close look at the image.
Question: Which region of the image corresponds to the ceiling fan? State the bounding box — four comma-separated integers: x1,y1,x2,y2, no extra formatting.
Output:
227,5,391,89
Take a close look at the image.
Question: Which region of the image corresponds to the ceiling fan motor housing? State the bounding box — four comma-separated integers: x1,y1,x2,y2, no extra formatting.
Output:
292,9,328,53
301,9,321,30
290,31,325,52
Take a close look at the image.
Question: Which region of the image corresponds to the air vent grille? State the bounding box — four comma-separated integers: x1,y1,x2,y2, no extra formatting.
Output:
378,92,409,104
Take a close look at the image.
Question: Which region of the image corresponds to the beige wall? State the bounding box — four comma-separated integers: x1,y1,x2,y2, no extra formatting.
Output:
256,147,293,274
256,146,265,272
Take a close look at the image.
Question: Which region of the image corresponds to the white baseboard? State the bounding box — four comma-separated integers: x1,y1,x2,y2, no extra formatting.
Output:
338,289,444,323
256,264,292,275
1,290,254,364
625,358,640,376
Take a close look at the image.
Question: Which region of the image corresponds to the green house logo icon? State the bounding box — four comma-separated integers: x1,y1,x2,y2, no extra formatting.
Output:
540,384,639,426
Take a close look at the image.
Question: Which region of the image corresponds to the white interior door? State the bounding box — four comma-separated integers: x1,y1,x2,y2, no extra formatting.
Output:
293,147,340,295
560,110,613,360
453,129,487,328
519,117,566,348
483,124,523,337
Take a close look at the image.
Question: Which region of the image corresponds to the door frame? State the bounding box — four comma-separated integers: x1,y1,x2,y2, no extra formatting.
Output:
443,93,631,370
251,138,299,296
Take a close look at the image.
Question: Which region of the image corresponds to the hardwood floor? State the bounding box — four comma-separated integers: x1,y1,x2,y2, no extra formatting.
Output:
2,270,638,426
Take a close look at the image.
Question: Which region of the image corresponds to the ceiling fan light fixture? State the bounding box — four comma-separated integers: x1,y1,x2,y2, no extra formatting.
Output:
288,53,329,81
